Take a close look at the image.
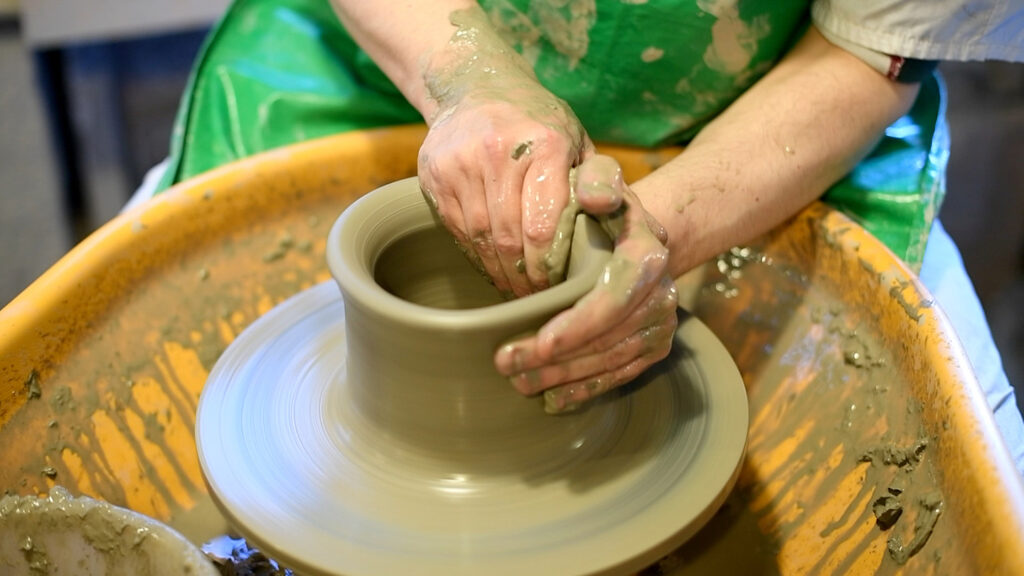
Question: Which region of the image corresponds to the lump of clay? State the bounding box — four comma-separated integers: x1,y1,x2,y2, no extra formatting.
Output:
872,494,903,530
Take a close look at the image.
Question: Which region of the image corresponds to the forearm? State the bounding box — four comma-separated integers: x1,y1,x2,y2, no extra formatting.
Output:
328,0,476,119
633,25,921,277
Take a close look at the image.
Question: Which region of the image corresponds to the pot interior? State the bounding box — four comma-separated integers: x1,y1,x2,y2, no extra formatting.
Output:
374,225,506,311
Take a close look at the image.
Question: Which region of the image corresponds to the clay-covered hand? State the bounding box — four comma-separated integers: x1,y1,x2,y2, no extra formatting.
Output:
494,155,680,413
417,10,593,298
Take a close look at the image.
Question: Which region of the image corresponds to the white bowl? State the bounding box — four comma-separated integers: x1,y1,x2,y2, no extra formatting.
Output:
0,487,218,576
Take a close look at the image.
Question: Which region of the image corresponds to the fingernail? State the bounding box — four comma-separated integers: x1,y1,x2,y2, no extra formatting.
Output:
544,390,563,414
496,343,525,374
509,370,541,395
543,389,580,414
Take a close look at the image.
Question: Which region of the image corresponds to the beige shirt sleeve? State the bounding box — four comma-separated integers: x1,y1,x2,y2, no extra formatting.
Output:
811,0,1024,62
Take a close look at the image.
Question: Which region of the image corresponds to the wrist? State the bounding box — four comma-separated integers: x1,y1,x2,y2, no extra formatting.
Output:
421,6,538,123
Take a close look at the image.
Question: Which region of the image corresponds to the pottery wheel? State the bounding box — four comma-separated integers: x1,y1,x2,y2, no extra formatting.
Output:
197,282,748,576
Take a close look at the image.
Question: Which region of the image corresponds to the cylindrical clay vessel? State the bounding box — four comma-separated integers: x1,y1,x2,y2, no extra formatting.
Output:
326,178,614,473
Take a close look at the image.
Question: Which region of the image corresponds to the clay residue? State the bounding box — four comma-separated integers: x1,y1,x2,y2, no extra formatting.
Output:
484,0,597,68
654,239,950,574
641,46,665,63
541,186,581,285
262,233,295,263
859,439,944,564
511,140,532,159
696,0,771,75
0,487,217,575
887,491,943,565
889,278,933,322
24,370,41,400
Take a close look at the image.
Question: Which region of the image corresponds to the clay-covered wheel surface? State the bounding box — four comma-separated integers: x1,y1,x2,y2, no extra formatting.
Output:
197,282,747,576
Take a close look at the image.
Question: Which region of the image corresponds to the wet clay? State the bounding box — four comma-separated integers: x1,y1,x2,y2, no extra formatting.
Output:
426,6,571,119
193,178,747,575
542,174,580,285
483,0,597,68
196,282,746,576
0,486,217,575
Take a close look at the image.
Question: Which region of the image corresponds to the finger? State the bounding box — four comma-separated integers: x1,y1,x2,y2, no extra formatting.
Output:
418,151,472,245
644,210,670,245
417,153,481,272
534,176,672,360
575,155,669,245
542,345,675,414
484,147,533,297
506,310,677,396
538,229,669,360
495,275,678,375
459,171,515,296
521,143,574,290
575,155,625,216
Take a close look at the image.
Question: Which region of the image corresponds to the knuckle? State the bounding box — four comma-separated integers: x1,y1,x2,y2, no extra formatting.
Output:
523,226,553,246
651,330,674,360
642,248,670,277
510,374,534,395
659,282,680,311
604,339,635,371
482,134,508,161
492,233,522,256
618,358,650,382
651,341,671,360
463,211,489,237
447,225,470,245
539,124,571,151
582,378,607,399
470,234,492,250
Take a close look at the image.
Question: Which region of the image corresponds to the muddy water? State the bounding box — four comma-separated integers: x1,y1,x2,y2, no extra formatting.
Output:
654,242,953,575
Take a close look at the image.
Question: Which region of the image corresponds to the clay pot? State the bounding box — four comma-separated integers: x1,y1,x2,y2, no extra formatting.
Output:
198,174,746,575
325,177,614,473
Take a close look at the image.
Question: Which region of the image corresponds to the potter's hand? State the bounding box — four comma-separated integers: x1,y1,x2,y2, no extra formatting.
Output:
417,12,593,298
494,155,679,413
419,84,592,298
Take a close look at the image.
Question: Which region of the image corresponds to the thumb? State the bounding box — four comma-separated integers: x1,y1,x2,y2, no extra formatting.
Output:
574,155,625,216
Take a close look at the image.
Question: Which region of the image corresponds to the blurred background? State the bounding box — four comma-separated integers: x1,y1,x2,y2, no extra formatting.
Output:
0,1,1021,412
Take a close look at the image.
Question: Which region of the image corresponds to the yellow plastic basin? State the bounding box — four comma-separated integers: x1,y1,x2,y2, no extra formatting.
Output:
1,125,1021,574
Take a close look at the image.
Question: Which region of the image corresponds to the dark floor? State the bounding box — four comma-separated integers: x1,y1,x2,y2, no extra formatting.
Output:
0,23,1022,415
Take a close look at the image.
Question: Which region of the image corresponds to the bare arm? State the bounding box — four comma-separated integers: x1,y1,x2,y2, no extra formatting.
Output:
328,0,475,121
496,26,923,409
633,25,921,276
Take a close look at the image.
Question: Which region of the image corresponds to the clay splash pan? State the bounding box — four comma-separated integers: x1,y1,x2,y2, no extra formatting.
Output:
1,125,1022,574
195,177,749,576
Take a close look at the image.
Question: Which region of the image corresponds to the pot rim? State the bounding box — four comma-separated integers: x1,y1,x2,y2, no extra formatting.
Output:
326,177,613,333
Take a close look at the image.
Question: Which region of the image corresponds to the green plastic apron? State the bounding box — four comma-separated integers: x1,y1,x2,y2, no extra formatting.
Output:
157,0,948,270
